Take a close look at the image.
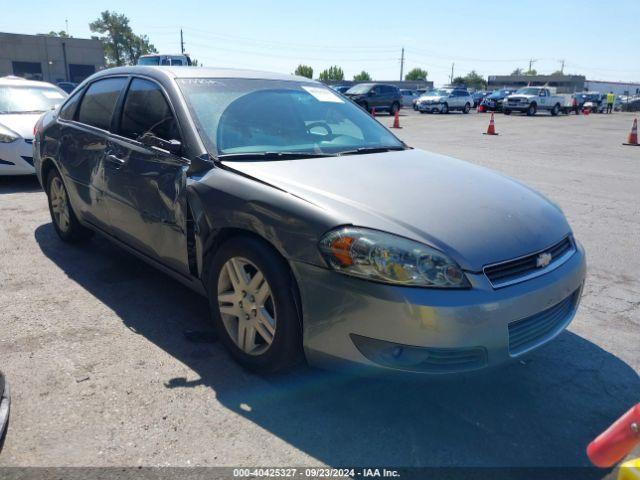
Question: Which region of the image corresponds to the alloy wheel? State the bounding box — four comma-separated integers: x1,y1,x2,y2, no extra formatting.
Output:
50,177,70,233
217,257,276,356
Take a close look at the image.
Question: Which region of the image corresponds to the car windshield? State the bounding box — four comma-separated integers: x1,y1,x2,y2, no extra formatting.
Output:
178,78,404,158
0,85,66,114
425,89,449,96
345,84,372,95
489,90,510,98
516,88,541,95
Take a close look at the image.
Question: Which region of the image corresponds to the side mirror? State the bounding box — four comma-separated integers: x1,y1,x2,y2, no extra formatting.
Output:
139,133,182,156
368,90,375,97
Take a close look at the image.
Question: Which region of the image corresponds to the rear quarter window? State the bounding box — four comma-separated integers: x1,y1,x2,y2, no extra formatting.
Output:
59,88,84,120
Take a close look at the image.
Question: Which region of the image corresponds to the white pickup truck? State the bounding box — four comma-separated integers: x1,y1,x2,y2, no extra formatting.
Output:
503,87,565,116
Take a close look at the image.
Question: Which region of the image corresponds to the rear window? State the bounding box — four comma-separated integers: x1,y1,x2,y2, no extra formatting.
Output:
77,77,127,131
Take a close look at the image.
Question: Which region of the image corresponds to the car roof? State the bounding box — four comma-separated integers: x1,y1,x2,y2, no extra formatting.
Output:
0,75,59,88
90,66,318,84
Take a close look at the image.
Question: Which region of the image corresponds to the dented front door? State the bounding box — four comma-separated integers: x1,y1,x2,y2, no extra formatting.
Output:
102,136,190,275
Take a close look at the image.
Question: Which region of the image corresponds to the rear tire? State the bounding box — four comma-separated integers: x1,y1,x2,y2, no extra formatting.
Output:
551,104,560,116
441,103,449,114
46,169,93,243
206,236,303,373
389,102,400,116
463,103,471,114
504,109,512,115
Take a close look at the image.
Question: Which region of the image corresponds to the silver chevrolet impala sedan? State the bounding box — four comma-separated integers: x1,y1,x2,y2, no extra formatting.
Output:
34,67,586,374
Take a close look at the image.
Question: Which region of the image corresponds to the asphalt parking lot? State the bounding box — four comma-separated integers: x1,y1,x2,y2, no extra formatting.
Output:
0,110,638,473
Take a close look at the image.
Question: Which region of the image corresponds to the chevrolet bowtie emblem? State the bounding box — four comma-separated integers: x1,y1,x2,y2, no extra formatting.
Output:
536,252,552,268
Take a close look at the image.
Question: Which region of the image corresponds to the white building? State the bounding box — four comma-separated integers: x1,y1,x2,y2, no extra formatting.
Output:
584,80,640,96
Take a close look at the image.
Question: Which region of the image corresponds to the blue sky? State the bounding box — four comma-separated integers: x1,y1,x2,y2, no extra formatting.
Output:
1,0,639,85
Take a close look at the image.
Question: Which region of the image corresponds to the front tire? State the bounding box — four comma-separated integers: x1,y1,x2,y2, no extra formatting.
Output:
551,104,560,116
504,109,512,115
389,102,400,116
463,103,471,114
441,103,449,114
526,103,537,116
46,169,93,243
207,236,303,373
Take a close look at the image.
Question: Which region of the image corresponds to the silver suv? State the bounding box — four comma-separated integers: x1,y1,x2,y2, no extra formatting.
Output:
416,88,473,114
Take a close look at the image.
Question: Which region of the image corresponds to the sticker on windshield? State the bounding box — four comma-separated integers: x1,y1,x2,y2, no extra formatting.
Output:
43,91,65,99
302,86,344,103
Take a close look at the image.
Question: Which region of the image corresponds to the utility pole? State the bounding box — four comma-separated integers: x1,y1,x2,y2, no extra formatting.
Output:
560,59,565,74
399,47,405,81
450,62,455,84
180,28,185,54
528,58,537,73
65,18,69,35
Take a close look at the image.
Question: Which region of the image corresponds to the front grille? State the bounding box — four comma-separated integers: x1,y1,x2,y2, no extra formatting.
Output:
20,156,34,166
508,289,580,355
484,237,575,288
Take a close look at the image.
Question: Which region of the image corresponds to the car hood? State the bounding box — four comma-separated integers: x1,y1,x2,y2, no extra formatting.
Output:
223,149,571,272
419,95,446,101
0,113,42,139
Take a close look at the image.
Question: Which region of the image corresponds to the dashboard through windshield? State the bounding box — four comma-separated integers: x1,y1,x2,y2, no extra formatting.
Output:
177,78,404,159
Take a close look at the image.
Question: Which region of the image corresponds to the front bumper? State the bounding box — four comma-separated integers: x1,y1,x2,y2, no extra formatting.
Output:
417,103,444,113
0,138,35,175
291,242,586,375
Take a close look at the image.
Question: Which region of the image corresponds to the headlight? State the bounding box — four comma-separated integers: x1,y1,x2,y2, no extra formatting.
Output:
319,227,470,288
0,124,19,143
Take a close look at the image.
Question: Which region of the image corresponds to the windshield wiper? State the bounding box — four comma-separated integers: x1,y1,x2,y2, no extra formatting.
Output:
337,146,406,156
217,151,336,161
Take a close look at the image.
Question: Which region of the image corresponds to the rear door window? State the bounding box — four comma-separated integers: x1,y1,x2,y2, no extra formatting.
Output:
119,78,180,142
77,77,127,131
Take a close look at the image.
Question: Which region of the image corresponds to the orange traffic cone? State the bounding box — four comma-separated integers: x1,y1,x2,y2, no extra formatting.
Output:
623,118,639,146
483,113,498,135
371,107,376,117
391,110,401,129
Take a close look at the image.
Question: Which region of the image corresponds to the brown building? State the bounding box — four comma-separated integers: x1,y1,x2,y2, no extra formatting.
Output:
0,32,105,84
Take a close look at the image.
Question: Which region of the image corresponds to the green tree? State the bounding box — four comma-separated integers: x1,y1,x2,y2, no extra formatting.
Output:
451,76,466,86
89,11,157,66
294,64,314,79
462,70,487,90
45,31,71,38
511,68,523,75
405,68,428,81
353,70,372,81
319,65,344,82
524,68,538,76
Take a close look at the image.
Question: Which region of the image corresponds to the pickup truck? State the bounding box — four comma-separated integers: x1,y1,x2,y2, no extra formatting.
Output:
503,87,565,116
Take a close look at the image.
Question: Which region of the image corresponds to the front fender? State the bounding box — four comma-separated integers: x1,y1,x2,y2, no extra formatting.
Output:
187,166,339,279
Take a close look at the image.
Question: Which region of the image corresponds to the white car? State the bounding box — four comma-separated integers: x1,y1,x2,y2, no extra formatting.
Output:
415,88,473,114
0,76,67,175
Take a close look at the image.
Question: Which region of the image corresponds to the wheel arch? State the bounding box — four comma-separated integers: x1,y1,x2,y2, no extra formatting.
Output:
39,157,59,192
198,225,304,329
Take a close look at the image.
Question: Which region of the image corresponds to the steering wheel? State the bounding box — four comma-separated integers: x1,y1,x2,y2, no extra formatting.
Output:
306,121,333,137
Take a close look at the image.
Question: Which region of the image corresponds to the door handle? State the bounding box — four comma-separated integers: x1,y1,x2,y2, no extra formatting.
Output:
106,154,126,166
